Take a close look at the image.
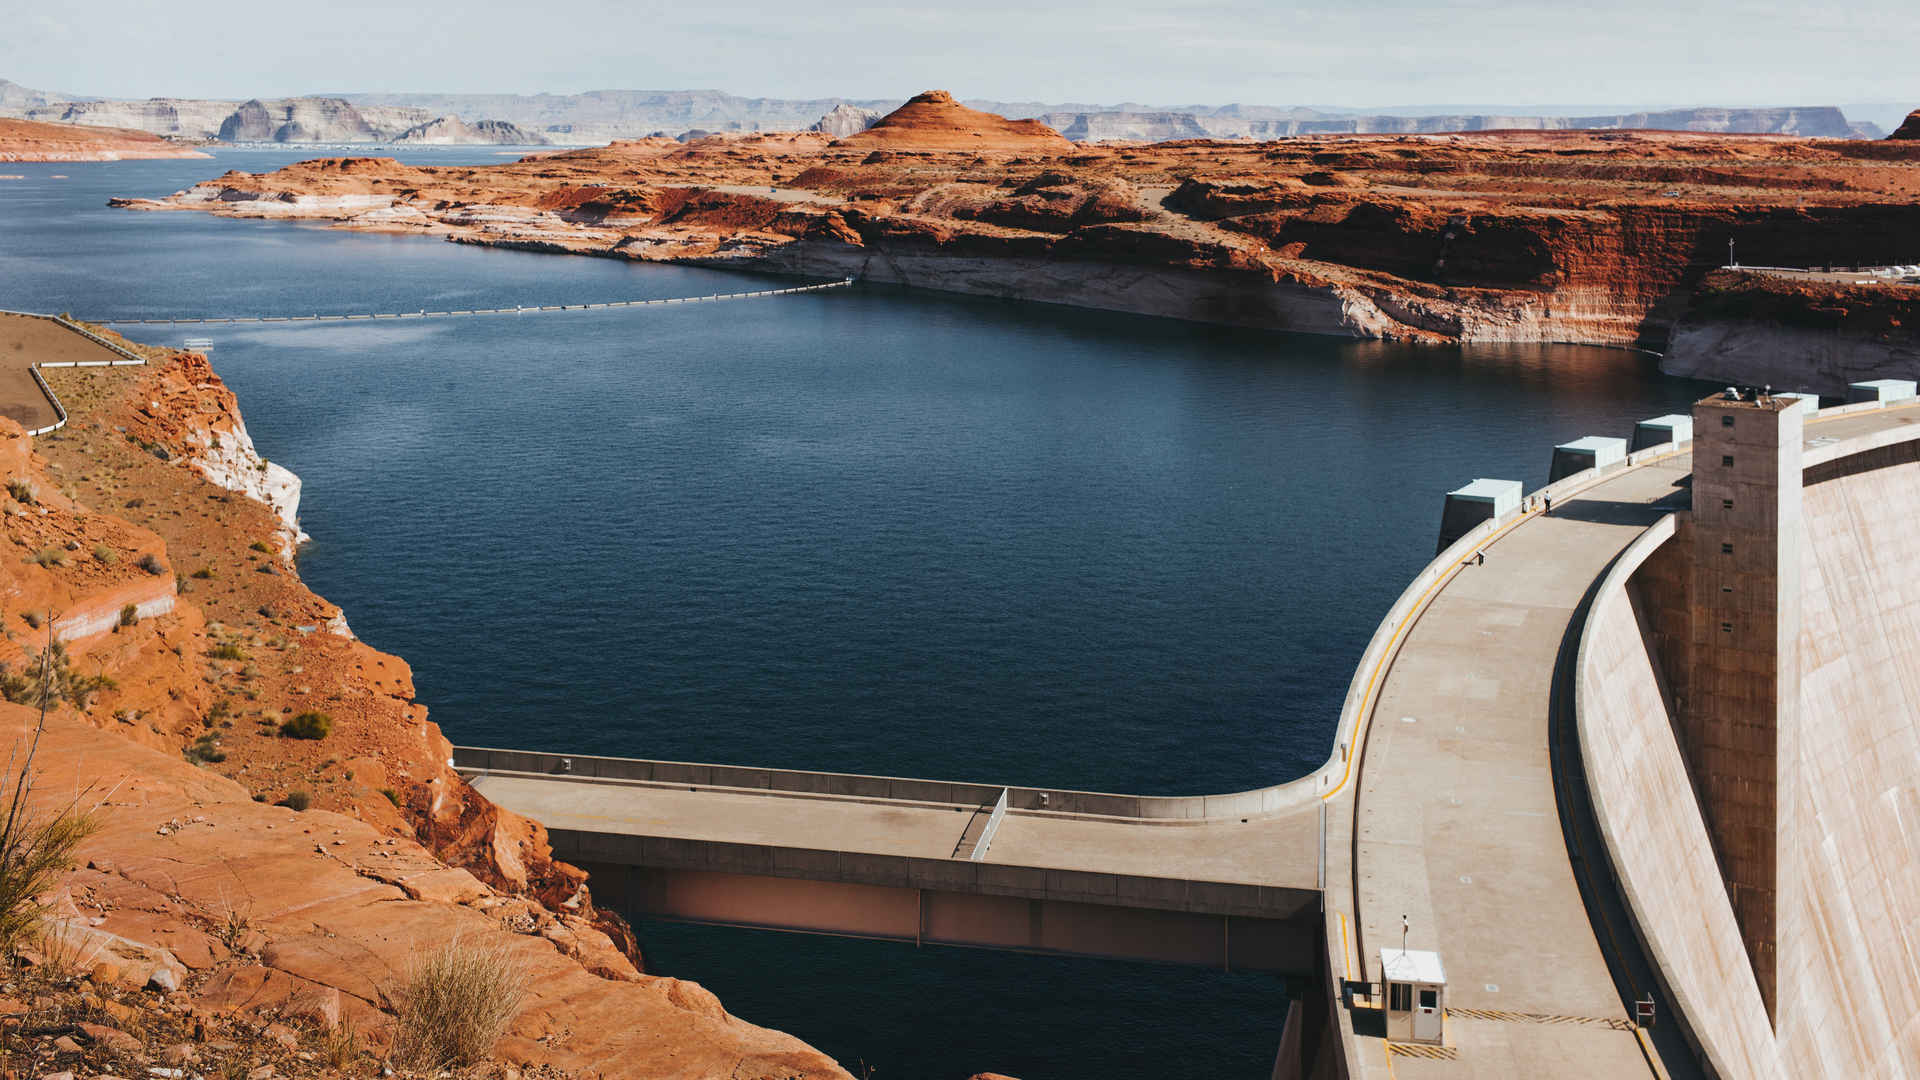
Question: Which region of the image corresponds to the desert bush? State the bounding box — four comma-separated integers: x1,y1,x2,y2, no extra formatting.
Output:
278,711,331,740
30,548,66,568
0,674,98,957
207,642,246,661
190,566,215,580
117,604,138,628
6,479,35,505
380,787,401,807
391,937,527,1070
0,642,109,711
275,790,311,812
136,553,165,576
91,545,114,565
185,734,226,765
249,540,272,554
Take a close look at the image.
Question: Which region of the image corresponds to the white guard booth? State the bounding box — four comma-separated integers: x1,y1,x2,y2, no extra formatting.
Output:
1381,947,1447,1045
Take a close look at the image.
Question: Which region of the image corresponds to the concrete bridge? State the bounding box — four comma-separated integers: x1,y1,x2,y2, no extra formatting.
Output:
463,384,1920,1079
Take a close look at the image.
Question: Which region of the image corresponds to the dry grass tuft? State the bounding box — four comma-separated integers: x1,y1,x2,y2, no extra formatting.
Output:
391,936,528,1070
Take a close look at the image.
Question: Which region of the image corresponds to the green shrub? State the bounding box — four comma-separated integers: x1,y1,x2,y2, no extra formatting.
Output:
279,712,332,740
136,553,165,576
249,540,272,554
207,642,246,661
6,480,35,505
276,790,311,812
117,604,138,628
30,548,66,568
380,787,401,807
185,734,226,764
91,545,115,565
190,567,214,580
0,643,112,712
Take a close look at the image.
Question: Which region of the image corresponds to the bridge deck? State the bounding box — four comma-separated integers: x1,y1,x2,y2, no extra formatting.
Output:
467,769,1322,890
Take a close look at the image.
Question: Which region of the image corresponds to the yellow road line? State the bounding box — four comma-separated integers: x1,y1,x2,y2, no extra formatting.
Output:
1340,912,1353,981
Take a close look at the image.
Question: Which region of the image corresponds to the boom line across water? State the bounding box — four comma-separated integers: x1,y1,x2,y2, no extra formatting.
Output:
90,277,854,326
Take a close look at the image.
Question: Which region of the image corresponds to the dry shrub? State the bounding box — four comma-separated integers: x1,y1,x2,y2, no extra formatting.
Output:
0,665,99,956
391,936,527,1070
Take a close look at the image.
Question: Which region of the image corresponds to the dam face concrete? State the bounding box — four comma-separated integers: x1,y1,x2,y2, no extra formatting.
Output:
1685,393,1803,1020
1578,402,1920,1079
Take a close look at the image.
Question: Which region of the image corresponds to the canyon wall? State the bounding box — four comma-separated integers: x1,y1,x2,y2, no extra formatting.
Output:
1664,271,1920,393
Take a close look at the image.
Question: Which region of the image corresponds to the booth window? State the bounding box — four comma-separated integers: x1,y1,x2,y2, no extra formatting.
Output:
1390,983,1413,1011
1419,989,1439,1009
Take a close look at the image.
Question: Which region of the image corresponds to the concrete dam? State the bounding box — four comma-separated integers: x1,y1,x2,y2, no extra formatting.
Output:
463,382,1920,1079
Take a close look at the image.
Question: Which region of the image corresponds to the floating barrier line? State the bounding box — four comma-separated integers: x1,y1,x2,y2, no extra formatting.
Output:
89,278,854,327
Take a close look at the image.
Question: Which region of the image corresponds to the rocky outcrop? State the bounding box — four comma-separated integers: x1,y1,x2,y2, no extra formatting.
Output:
1889,110,1920,140
395,114,549,144
808,104,882,138
215,97,403,143
836,90,1071,151
1661,269,1920,392
0,117,209,161
23,98,237,140
1040,111,1210,142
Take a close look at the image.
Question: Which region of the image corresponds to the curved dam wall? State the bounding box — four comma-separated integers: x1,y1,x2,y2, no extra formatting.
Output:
1578,435,1920,1079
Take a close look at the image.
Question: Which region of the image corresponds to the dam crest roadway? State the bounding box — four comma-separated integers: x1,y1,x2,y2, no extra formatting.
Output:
464,384,1920,1080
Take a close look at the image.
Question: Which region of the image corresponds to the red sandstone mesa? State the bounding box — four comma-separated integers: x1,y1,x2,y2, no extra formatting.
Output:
120,93,1920,353
0,117,210,161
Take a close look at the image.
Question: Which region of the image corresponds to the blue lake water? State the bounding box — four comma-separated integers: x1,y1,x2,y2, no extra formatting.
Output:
0,151,1708,1078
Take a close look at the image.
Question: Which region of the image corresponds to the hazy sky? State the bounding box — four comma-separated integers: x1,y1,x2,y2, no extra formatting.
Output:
4,0,1915,108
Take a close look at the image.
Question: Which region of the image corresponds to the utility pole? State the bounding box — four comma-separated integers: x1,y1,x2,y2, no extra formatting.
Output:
1728,237,1738,268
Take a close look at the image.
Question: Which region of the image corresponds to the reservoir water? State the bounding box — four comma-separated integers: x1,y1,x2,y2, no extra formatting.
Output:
0,152,1708,1078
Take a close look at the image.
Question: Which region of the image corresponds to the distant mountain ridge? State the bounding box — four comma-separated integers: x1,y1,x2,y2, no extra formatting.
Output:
1042,106,1875,141
342,90,1887,142
0,78,1886,144
0,82,547,145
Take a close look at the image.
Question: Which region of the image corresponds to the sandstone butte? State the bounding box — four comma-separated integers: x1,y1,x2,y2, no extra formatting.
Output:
0,117,210,162
115,90,1920,352
0,321,851,1079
